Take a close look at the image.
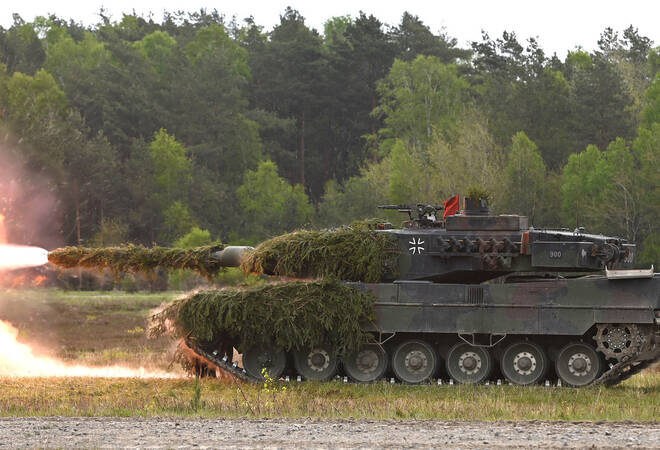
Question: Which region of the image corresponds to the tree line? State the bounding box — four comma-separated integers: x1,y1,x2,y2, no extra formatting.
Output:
0,8,659,266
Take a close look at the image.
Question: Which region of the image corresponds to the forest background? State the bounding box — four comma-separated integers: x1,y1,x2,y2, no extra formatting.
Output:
1,8,659,268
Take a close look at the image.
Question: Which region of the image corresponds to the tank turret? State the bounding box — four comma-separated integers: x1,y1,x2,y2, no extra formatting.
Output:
379,196,635,283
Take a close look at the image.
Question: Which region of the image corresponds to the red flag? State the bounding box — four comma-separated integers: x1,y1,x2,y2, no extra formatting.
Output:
443,195,460,219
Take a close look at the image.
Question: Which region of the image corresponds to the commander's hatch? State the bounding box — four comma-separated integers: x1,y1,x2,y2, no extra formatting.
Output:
605,265,654,279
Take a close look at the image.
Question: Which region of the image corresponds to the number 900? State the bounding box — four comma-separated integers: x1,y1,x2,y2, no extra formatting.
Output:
549,250,562,259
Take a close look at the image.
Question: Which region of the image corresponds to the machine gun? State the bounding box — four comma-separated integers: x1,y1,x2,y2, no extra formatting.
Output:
378,204,445,227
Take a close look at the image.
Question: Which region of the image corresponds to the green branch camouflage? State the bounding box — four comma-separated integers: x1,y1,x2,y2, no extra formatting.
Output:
241,225,399,282
47,244,226,278
148,278,376,354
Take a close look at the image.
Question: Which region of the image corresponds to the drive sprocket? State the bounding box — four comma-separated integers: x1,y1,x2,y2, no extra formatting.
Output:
594,323,642,360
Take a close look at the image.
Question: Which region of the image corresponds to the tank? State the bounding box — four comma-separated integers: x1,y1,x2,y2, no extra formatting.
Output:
192,196,659,387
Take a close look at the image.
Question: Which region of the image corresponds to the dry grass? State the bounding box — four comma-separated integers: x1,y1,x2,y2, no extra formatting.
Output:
0,288,179,370
0,372,658,420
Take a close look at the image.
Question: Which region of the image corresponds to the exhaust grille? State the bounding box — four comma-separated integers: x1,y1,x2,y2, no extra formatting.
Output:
467,287,484,305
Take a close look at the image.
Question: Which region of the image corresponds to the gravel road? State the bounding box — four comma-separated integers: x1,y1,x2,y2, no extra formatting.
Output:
0,417,658,448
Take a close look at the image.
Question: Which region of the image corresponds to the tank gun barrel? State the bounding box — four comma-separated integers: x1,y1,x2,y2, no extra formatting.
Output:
211,246,253,267
379,204,445,223
378,204,444,212
378,204,414,213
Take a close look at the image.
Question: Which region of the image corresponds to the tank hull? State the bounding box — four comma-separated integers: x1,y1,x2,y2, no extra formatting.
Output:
190,274,659,387
358,275,660,337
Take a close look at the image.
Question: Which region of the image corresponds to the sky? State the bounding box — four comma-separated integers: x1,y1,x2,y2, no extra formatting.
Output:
2,0,659,57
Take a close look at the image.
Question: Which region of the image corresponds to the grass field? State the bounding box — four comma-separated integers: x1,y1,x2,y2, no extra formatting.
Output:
0,288,658,421
0,288,180,369
0,374,658,420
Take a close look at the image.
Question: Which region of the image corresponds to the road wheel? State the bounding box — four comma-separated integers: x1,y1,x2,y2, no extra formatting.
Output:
391,339,437,384
293,345,339,381
343,344,388,383
242,345,287,380
555,342,601,387
446,342,493,384
500,341,548,386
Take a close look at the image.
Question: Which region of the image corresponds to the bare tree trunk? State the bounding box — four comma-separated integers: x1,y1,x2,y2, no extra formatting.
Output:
371,95,379,164
74,179,82,290
96,205,103,247
299,114,306,186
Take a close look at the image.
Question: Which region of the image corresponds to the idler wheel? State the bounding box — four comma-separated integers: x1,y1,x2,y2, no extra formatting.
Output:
500,341,548,386
242,345,287,380
343,344,388,383
293,345,339,381
595,323,641,360
446,342,493,384
555,342,601,387
392,339,437,384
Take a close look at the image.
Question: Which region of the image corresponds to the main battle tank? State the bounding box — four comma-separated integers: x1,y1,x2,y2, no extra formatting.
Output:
195,196,659,387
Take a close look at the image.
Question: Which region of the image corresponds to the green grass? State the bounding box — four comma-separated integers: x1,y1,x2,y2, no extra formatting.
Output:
0,373,658,420
4,288,181,307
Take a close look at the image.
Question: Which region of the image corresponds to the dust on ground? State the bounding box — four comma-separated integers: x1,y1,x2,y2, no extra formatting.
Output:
0,289,176,369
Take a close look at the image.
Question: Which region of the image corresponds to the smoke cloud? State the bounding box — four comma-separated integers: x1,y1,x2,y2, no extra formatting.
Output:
0,137,62,249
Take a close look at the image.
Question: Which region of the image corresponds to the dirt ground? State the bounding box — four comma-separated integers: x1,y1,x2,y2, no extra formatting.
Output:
0,289,176,368
0,417,658,449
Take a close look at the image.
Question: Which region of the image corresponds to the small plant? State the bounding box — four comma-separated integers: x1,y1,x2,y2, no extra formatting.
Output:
261,367,274,390
258,367,287,413
190,376,202,412
261,367,287,394
119,274,138,293
466,186,491,201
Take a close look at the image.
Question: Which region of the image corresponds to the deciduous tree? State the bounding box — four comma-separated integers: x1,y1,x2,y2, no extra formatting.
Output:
237,160,313,241
501,132,546,223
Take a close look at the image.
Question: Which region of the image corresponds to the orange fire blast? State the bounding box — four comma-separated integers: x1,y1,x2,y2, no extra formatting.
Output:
0,320,178,378
7,274,47,288
0,213,179,379
0,214,6,243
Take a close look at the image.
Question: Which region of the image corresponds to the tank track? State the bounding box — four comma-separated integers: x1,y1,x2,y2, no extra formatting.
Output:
188,330,660,387
594,328,660,387
186,340,260,383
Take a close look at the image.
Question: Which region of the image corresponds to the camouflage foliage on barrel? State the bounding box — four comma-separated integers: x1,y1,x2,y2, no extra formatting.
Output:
47,222,399,283
47,244,225,278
